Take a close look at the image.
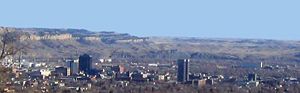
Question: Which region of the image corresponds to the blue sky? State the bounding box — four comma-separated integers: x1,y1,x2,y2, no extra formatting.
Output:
0,0,299,40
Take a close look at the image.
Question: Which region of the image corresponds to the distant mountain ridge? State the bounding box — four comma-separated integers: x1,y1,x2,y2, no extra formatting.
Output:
0,27,148,44
1,26,300,63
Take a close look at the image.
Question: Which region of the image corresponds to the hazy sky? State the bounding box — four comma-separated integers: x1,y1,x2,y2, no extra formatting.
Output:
0,0,299,40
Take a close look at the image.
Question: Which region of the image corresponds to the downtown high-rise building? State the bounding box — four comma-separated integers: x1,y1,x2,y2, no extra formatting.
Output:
66,59,79,76
177,59,190,83
79,54,92,73
248,73,257,82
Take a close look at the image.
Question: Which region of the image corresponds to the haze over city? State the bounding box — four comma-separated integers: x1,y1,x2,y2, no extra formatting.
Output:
0,0,299,40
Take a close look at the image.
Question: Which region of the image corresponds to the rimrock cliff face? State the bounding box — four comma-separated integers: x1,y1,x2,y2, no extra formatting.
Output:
21,34,73,41
1,27,147,43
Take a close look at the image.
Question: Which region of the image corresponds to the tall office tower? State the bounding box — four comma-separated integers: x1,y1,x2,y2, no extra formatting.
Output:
79,54,92,73
66,59,79,76
248,73,257,82
177,59,190,82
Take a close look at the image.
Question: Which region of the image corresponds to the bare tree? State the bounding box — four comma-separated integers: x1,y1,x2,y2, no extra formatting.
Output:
0,27,25,61
0,27,28,91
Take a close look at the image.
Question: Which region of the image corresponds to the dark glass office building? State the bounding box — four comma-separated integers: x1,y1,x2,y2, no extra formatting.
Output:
248,73,257,81
177,59,190,82
79,54,92,73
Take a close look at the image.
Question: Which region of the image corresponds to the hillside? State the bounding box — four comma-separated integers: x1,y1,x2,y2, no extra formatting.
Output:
1,27,300,63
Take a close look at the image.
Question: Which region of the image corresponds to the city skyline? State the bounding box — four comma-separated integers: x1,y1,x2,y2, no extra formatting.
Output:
0,0,299,40
1,1,300,93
